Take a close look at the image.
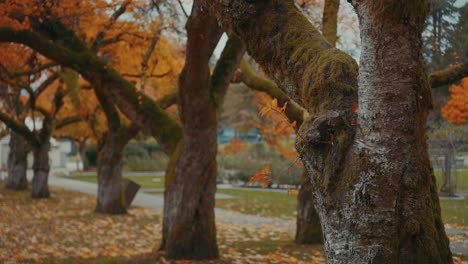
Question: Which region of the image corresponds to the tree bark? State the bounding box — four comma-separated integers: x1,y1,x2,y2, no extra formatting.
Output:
162,2,223,259
302,1,450,262
94,88,139,214
95,132,127,214
295,171,322,244
160,34,244,259
5,132,29,190
31,139,51,198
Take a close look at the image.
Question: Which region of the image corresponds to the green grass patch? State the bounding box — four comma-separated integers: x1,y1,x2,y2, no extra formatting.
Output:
216,189,297,219
434,169,468,192
64,175,165,189
440,197,468,227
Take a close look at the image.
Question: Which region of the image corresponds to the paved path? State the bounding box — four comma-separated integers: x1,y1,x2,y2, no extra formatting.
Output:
48,174,466,256
48,174,293,229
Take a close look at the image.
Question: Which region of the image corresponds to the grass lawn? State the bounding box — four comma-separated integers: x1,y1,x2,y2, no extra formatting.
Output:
434,169,468,192
440,197,468,227
216,189,297,219
64,175,165,189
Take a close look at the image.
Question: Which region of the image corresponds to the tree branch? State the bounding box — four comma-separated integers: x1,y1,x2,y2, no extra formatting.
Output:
56,115,82,130
239,59,305,126
91,1,131,50
0,62,57,78
210,35,246,108
322,0,340,46
430,61,468,88
0,112,37,144
206,0,358,114
0,26,182,154
156,92,178,109
94,87,121,131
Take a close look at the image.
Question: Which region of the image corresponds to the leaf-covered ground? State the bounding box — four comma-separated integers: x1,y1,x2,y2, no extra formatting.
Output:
0,186,325,263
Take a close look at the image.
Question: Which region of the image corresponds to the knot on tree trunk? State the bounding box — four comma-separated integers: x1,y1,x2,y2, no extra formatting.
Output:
296,109,355,193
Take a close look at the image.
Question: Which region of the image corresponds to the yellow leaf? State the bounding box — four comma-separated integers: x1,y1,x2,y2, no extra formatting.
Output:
271,98,278,108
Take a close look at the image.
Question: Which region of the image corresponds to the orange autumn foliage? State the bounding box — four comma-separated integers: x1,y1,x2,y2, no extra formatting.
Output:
0,0,184,142
223,138,247,155
252,92,299,161
441,77,468,125
248,165,272,188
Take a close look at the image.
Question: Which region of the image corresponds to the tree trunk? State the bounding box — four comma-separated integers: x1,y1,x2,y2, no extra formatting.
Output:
95,132,127,214
162,3,222,259
295,171,322,244
31,139,50,198
5,132,29,190
295,0,340,245
440,147,454,196
78,138,90,171
93,86,139,214
207,0,452,262
298,1,451,262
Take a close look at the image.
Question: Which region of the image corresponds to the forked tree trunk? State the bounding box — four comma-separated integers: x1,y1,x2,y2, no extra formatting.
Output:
93,87,139,214
207,0,452,262
161,7,245,259
162,3,222,259
5,132,29,190
95,133,127,214
295,171,322,244
31,139,51,198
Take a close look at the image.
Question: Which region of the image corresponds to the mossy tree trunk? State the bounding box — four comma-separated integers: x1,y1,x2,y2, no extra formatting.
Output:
162,4,245,259
5,132,29,190
296,0,340,244
161,32,245,259
208,0,452,262
94,88,139,214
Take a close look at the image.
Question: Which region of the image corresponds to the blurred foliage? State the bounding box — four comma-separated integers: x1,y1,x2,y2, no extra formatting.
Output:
217,142,301,187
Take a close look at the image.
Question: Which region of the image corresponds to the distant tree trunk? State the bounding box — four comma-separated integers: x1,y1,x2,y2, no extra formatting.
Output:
440,146,454,196
95,132,127,214
5,132,29,190
161,6,245,260
295,171,322,244
163,3,222,259
31,139,51,198
78,137,90,171
94,88,139,214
